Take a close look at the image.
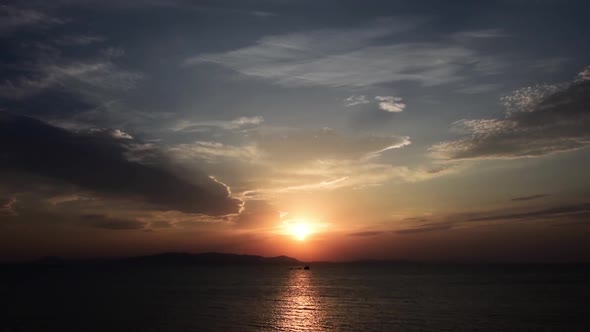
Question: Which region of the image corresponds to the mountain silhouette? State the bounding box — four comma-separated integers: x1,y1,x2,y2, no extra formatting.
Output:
123,252,301,266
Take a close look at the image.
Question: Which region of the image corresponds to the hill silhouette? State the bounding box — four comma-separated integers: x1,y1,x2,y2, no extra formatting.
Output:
123,252,301,266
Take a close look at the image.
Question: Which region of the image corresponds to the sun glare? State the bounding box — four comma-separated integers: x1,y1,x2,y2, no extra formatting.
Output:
291,223,311,241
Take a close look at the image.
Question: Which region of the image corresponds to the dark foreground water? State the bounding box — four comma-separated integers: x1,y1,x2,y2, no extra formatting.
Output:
1,264,589,331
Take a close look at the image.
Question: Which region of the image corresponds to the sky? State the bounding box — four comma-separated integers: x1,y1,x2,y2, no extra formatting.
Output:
1,0,590,262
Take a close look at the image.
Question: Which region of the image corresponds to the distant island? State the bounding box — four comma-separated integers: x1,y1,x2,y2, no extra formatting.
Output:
124,252,302,266
16,252,302,266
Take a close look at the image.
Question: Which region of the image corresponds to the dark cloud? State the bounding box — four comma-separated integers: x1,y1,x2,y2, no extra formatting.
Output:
511,194,549,202
0,113,241,215
552,220,590,227
0,197,17,216
396,201,590,233
432,67,590,160
84,214,146,230
395,222,452,234
466,202,590,223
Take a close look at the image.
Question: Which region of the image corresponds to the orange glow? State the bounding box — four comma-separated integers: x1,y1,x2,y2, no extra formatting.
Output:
290,222,311,241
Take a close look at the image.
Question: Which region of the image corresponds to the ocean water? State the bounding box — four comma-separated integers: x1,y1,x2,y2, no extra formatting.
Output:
1,264,589,331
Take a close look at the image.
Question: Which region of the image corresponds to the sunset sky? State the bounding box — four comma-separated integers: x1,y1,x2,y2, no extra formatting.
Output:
1,0,589,262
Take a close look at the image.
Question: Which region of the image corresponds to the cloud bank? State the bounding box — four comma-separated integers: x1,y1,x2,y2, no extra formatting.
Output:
0,113,241,215
432,67,590,160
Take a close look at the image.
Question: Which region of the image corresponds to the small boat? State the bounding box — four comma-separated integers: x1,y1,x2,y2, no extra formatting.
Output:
303,265,310,270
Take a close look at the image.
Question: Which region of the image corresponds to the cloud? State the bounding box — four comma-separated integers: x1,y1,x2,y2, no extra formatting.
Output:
47,193,92,205
344,95,370,107
577,66,590,82
511,194,549,202
0,4,63,33
0,113,241,215
393,201,590,235
165,127,417,196
168,128,411,167
395,222,453,234
465,202,590,223
54,34,106,46
165,125,435,195
255,128,411,163
0,60,143,100
168,141,262,164
185,19,481,88
451,29,507,41
348,231,383,237
109,129,133,140
89,128,134,140
85,214,147,230
253,160,457,195
170,116,264,132
431,67,590,160
276,177,350,193
454,83,502,94
140,210,231,228
375,96,406,113
0,197,17,216
345,95,407,113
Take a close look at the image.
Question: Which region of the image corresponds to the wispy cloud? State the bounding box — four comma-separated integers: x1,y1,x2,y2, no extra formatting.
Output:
253,160,457,195
54,34,106,46
165,127,414,189
394,201,590,235
362,136,411,160
276,177,350,193
344,95,370,107
454,83,502,94
348,231,384,237
185,19,484,88
465,203,590,223
0,60,142,100
170,116,264,132
168,141,263,164
395,222,453,234
451,28,507,42
254,128,411,163
0,4,63,33
511,194,549,202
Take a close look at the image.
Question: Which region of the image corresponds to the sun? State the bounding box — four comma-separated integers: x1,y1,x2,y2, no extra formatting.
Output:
282,216,323,241
290,222,311,241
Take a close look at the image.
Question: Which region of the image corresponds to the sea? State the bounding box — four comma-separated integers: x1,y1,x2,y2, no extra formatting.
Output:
1,263,589,331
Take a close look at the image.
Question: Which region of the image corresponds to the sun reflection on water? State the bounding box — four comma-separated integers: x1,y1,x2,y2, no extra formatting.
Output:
272,269,330,331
